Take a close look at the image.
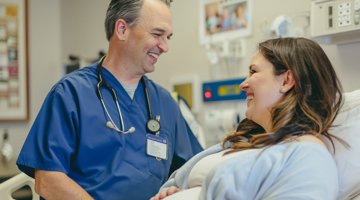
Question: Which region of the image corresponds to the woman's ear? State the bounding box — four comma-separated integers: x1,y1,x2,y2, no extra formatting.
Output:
280,70,295,93
114,19,128,41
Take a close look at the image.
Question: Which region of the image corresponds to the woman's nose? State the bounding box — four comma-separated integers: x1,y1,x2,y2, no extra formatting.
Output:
239,78,249,91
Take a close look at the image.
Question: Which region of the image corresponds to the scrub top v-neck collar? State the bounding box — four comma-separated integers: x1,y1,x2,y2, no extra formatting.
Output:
99,67,144,105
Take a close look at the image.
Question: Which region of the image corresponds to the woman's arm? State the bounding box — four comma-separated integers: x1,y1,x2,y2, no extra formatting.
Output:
150,186,182,200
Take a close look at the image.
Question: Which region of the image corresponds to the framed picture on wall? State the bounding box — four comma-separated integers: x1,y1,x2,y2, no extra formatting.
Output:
0,0,29,121
199,0,253,44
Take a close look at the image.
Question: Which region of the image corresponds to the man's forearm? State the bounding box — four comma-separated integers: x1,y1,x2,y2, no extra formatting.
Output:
35,170,93,200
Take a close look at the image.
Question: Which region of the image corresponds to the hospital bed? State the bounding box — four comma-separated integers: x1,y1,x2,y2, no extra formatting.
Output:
325,89,360,200
1,90,360,200
0,172,39,200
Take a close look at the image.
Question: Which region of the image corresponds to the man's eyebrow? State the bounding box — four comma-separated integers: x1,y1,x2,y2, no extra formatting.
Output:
152,28,166,32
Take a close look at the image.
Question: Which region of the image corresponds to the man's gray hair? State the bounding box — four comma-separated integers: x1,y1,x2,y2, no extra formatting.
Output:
104,0,172,41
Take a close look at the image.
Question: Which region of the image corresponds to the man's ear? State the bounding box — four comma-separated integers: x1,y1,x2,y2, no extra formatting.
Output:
280,70,295,93
114,19,128,41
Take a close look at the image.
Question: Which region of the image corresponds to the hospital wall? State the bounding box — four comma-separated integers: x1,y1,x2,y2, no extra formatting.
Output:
1,0,360,176
43,0,360,106
154,0,360,92
0,0,62,176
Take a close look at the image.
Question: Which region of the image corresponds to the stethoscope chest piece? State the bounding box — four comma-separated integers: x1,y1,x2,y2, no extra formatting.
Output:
147,119,160,133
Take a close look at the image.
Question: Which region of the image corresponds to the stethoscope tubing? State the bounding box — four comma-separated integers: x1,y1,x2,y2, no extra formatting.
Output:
96,56,160,134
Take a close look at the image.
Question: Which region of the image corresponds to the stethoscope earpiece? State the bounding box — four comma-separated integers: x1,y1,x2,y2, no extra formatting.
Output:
106,121,115,129
106,121,136,134
128,127,136,133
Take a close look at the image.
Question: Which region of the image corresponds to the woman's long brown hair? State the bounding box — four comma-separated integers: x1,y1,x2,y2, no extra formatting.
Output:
223,37,344,152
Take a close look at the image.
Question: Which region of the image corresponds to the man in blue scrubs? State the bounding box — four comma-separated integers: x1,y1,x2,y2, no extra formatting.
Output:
16,0,203,199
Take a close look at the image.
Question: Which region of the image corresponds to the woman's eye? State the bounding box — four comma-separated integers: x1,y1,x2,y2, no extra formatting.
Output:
249,69,256,75
152,33,161,37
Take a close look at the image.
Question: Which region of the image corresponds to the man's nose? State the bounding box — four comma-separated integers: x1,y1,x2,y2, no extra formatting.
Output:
158,37,169,53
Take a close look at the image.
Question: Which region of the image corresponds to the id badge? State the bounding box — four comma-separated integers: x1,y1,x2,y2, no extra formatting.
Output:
146,134,167,160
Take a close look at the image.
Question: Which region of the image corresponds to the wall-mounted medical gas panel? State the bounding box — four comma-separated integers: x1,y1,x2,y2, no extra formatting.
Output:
202,78,246,102
311,0,360,44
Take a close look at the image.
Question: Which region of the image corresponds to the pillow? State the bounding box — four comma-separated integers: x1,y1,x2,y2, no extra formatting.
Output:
323,89,360,200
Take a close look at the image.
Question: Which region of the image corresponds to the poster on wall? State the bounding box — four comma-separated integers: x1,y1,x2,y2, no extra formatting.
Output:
0,0,28,121
199,0,253,44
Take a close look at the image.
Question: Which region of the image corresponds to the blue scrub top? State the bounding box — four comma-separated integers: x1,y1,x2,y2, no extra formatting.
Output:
17,64,203,200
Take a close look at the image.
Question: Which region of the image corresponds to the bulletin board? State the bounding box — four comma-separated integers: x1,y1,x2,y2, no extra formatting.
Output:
0,0,28,121
199,0,253,44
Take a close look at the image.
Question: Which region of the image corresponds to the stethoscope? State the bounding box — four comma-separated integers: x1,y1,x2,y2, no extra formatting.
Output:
96,56,161,134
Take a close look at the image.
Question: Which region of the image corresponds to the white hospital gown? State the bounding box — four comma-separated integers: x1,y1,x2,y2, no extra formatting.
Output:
161,141,339,200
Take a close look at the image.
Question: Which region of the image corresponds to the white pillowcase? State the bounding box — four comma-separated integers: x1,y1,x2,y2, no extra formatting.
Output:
324,89,360,200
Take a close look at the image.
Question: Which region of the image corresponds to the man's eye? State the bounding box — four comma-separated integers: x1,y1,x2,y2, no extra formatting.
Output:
152,33,161,37
249,69,256,75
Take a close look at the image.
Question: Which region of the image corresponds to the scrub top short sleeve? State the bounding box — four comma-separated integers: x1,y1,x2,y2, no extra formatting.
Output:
17,83,78,177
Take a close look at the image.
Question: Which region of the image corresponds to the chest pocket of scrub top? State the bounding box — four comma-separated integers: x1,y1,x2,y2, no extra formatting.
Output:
146,127,173,181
